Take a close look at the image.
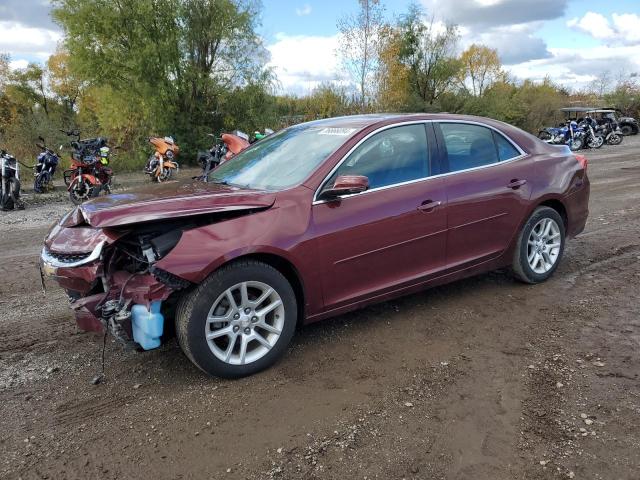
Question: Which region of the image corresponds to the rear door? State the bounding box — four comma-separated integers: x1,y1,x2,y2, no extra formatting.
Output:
435,121,534,269
311,123,447,310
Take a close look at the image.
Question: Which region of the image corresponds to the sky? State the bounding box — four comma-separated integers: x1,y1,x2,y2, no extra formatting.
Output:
1,0,640,95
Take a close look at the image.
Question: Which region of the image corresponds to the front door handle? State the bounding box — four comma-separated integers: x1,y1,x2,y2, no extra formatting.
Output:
507,179,527,189
417,200,442,212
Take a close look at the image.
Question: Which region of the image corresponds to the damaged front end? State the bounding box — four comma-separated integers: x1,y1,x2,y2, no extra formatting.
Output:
41,208,192,350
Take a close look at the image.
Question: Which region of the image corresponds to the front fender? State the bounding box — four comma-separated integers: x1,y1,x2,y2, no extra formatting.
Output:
67,173,97,192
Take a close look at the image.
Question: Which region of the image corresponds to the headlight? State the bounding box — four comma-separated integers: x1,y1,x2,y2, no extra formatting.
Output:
165,150,174,159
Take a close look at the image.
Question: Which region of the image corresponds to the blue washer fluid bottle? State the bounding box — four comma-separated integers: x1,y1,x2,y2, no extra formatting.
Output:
131,301,164,350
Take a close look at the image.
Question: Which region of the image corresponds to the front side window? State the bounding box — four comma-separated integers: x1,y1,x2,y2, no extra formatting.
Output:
326,124,429,191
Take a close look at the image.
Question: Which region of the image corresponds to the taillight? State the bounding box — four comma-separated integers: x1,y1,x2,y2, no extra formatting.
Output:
574,154,588,172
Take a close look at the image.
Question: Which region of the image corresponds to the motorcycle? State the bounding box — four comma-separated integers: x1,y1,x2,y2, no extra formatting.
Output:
596,120,623,146
579,117,604,149
144,136,179,182
61,129,114,205
538,121,585,151
196,131,250,180
0,148,25,211
33,136,60,193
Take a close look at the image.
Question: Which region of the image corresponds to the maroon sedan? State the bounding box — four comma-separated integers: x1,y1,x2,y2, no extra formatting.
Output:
41,114,589,378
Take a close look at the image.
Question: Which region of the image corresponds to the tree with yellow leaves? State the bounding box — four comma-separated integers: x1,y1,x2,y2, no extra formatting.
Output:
458,44,502,97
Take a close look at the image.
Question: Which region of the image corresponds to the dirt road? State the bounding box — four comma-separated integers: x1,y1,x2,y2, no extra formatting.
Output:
1,140,639,480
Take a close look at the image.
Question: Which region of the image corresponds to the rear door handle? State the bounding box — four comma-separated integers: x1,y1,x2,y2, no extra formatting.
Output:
507,179,527,189
417,200,442,212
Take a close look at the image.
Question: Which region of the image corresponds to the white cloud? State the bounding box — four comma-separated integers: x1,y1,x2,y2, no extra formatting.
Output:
0,21,61,60
9,59,29,70
508,43,640,89
567,12,640,45
567,12,615,40
295,4,312,16
267,33,344,94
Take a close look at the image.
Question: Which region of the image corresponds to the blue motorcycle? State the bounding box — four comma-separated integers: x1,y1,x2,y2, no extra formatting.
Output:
538,121,584,151
33,136,60,193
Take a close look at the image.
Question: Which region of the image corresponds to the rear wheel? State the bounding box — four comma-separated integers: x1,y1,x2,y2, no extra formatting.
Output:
538,131,551,140
512,207,565,284
176,260,297,378
588,134,604,149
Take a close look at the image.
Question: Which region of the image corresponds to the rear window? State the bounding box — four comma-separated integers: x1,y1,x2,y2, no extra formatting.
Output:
493,131,520,160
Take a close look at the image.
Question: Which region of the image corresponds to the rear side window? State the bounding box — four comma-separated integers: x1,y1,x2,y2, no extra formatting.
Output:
438,123,522,172
493,131,520,161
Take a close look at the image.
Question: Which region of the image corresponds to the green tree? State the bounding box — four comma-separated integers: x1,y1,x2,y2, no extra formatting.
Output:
337,0,386,112
52,0,270,159
397,3,461,109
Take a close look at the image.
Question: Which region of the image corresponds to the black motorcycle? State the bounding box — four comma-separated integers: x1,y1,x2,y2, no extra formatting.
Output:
578,117,604,149
1,149,24,211
196,134,228,180
33,136,60,193
596,119,623,146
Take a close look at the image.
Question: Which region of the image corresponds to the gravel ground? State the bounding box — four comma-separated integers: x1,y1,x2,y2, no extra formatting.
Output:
0,140,639,479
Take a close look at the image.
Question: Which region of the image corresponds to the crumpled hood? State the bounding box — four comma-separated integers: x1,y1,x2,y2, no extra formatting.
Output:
76,180,276,228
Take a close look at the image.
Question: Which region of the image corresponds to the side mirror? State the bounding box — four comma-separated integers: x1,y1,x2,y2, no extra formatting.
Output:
38,136,45,143
319,175,369,200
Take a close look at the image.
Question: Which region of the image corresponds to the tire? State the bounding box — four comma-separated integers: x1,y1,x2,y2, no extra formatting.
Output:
588,135,604,149
538,131,551,140
569,138,582,151
620,125,633,136
512,206,566,284
176,260,297,378
608,134,623,146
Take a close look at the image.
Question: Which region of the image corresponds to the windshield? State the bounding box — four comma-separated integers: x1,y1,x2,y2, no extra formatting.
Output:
207,124,357,190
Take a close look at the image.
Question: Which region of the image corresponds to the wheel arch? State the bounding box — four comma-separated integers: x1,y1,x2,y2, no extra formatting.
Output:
538,198,568,230
217,252,306,326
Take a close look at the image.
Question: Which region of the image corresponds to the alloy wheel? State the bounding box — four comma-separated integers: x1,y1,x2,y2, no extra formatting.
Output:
205,281,284,365
527,218,561,274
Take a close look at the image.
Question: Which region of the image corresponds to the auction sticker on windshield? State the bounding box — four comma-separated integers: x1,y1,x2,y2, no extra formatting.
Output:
318,127,357,136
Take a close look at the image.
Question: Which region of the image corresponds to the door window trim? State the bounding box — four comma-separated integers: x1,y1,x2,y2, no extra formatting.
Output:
434,120,528,176
313,120,435,205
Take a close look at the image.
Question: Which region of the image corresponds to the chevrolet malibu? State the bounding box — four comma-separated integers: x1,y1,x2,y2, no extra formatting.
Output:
41,114,590,378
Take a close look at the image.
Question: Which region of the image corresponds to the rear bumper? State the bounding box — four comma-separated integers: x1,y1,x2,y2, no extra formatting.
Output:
565,175,590,238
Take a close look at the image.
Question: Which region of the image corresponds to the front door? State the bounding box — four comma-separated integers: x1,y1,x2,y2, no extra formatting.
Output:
311,123,447,311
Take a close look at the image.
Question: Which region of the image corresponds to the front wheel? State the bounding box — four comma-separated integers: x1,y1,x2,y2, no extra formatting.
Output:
176,260,297,378
608,134,623,145
569,138,583,151
512,207,565,284
69,179,99,205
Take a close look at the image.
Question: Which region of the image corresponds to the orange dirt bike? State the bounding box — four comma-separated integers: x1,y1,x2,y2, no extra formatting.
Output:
61,130,115,205
144,136,179,182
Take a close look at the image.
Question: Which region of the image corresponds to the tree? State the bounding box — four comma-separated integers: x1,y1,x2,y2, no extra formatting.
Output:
397,4,461,108
458,44,501,97
52,0,270,158
337,0,386,112
376,26,412,111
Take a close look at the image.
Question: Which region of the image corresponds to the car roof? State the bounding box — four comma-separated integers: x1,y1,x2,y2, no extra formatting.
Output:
298,113,519,130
